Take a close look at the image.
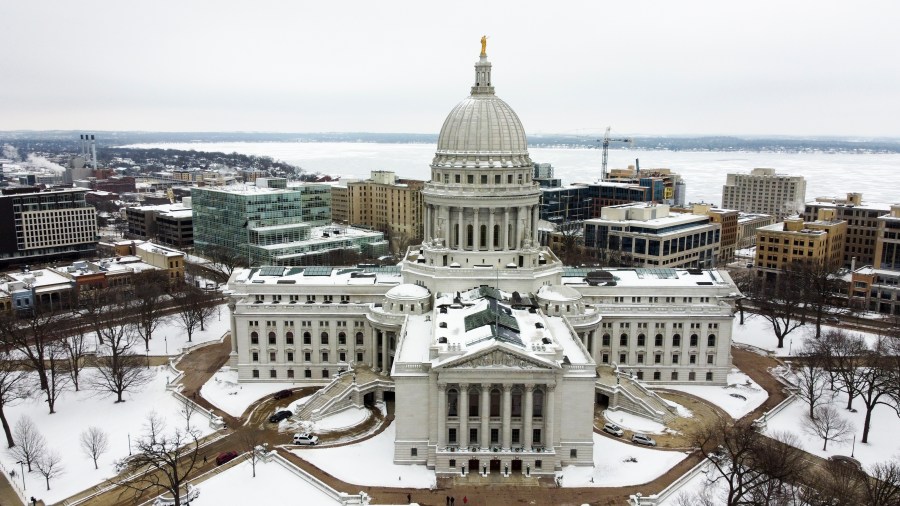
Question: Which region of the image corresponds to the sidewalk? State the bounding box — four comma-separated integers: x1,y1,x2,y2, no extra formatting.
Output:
0,473,24,506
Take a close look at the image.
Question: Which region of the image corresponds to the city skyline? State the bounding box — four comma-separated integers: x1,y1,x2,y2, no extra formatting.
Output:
3,0,900,137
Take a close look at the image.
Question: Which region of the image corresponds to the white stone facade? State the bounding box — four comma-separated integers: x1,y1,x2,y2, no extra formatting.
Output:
226,47,740,478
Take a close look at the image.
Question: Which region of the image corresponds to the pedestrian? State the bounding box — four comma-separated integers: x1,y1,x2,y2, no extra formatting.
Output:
407,493,411,503
203,455,207,463
446,496,450,506
9,469,14,478
463,497,468,504
451,497,455,506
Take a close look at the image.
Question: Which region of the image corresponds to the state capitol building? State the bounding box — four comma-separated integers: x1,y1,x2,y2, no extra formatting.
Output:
225,44,740,477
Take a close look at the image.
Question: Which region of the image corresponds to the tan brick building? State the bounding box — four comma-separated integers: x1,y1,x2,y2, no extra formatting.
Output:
803,192,893,268
345,171,425,253
754,209,847,279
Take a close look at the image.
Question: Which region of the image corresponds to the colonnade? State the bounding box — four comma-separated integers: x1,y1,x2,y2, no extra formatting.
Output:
436,382,555,452
423,204,540,251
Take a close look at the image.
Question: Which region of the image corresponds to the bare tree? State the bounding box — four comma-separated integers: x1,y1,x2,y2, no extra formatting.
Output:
131,269,170,352
179,396,198,433
9,417,46,471
803,405,854,451
35,448,64,490
171,285,219,343
729,268,754,325
62,331,89,391
44,340,72,414
795,261,846,338
0,305,63,392
824,329,868,411
864,459,900,506
201,244,246,283
118,415,201,506
78,286,126,345
88,322,152,403
80,426,110,470
793,342,830,420
749,270,808,348
0,350,32,448
807,458,867,505
691,417,809,506
856,338,894,444
237,428,265,478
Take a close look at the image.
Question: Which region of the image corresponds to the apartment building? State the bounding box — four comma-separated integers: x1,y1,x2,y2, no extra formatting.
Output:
754,209,847,279
672,204,738,265
125,200,194,248
736,213,776,250
803,192,892,268
721,168,807,220
346,171,424,253
849,204,900,316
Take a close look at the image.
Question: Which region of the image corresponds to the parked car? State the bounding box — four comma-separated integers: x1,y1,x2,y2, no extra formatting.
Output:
273,389,292,400
826,316,840,324
293,433,319,445
215,451,239,465
828,455,862,470
631,433,657,447
603,422,624,437
268,410,293,423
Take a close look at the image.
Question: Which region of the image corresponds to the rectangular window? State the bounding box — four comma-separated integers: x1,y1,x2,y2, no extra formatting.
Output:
690,355,697,364
287,369,294,378
449,459,456,468
512,429,520,444
491,428,499,444
252,369,259,378
356,352,364,362
322,369,329,378
619,353,626,363
252,352,259,362
411,448,418,457
449,428,457,444
269,369,276,378
304,369,311,378
287,352,294,362
470,428,478,444
671,371,678,381
304,352,311,362
653,371,661,380
570,449,577,459
269,351,276,362
706,372,713,381
601,353,609,364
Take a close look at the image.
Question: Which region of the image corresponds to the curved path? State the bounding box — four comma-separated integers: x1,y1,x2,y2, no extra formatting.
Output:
55,341,790,506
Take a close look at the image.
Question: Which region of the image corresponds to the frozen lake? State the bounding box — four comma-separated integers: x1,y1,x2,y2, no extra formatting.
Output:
124,141,900,206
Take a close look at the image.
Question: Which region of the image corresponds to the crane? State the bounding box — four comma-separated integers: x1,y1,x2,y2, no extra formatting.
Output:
598,127,633,182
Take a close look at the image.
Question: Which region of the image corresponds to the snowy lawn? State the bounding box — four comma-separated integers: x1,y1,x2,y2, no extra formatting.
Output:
731,315,881,357
558,432,690,487
660,370,768,419
1,368,214,504
294,422,436,488
604,409,668,435
192,458,342,505
200,368,299,417
764,390,900,469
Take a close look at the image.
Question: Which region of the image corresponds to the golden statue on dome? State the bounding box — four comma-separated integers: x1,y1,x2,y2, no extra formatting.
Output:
480,35,488,56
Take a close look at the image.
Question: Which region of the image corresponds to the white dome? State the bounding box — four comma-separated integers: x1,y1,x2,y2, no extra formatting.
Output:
385,283,430,300
435,95,528,156
537,284,582,303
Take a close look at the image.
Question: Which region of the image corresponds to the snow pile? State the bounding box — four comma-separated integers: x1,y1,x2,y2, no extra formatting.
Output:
604,409,668,434
294,422,435,488
663,399,694,418
558,433,689,487
192,459,342,505
200,368,293,417
1,368,213,504
662,370,768,419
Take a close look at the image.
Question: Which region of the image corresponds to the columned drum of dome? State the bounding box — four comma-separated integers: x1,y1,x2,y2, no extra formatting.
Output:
417,48,546,289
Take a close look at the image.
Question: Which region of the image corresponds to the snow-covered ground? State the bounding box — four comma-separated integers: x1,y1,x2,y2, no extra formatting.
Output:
192,459,342,505
294,422,436,488
313,406,370,431
604,409,668,435
764,390,900,469
200,368,298,417
558,433,690,487
731,315,882,357
1,368,214,504
661,370,769,419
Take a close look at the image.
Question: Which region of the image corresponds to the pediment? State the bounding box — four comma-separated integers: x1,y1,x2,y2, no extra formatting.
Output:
440,346,557,371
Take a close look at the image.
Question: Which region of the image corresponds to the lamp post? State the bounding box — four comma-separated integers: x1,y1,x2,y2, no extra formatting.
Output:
146,349,150,369
128,433,132,456
851,434,856,458
164,335,168,355
15,460,25,490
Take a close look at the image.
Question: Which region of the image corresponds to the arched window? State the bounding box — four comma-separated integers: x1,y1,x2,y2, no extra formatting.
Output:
479,224,487,247
285,332,294,345
490,388,501,417
708,334,716,347
493,224,500,247
469,388,479,416
338,332,346,345
620,334,628,346
321,332,329,345
654,334,663,346
637,334,646,346
467,224,473,247
672,334,681,346
250,331,258,345
690,334,698,347
533,389,544,417
511,388,522,417
447,389,459,417
602,334,610,346
355,332,364,346
268,331,276,345
303,332,311,345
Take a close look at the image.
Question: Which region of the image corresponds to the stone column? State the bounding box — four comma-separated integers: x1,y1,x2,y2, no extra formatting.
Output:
443,206,450,247
532,206,540,245
503,208,510,250
488,208,495,251
382,332,390,374
459,385,469,447
458,207,464,249
424,204,431,242
524,384,534,449
545,384,556,451
473,207,480,251
481,383,491,449
437,383,447,448
502,383,512,450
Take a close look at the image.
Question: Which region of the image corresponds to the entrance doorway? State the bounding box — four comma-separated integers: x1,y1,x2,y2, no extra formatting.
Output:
596,393,609,408
363,392,375,406
511,460,522,473
489,459,501,472
468,459,479,475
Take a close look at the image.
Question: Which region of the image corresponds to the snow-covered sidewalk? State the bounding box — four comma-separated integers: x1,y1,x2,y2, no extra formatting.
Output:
558,432,690,487
200,368,297,417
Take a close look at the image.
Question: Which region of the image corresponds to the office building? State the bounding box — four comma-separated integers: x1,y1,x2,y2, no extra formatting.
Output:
721,168,806,220
803,192,892,268
346,171,425,253
753,210,847,279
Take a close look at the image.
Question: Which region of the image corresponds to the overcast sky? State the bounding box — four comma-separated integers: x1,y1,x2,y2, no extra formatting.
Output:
2,1,899,137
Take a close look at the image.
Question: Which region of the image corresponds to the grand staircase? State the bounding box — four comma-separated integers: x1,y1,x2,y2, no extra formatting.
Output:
595,366,677,424
295,365,393,422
